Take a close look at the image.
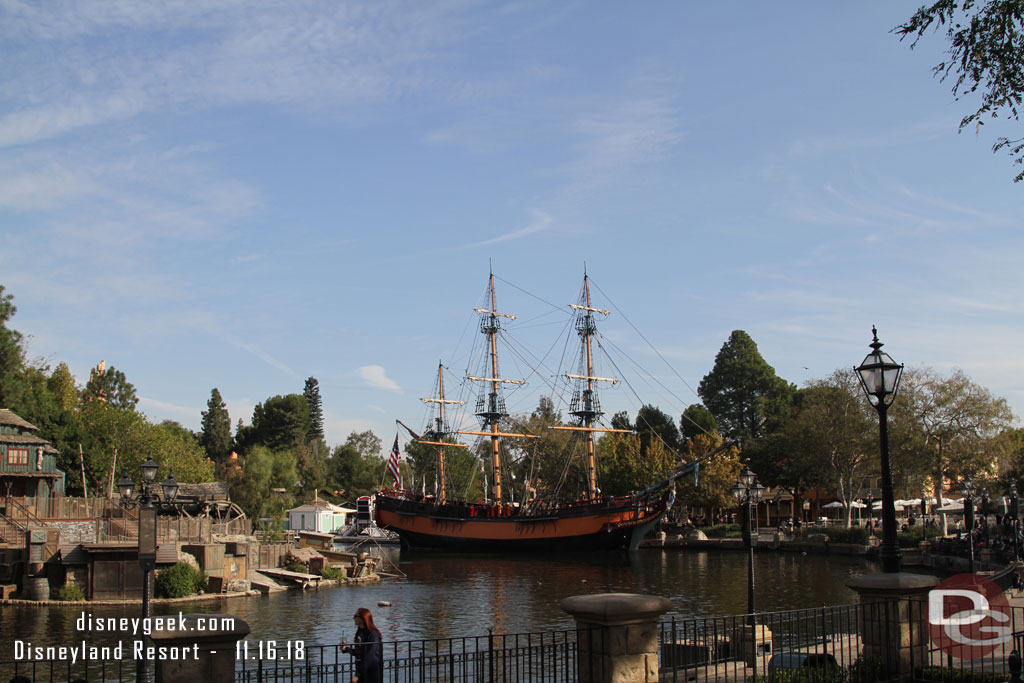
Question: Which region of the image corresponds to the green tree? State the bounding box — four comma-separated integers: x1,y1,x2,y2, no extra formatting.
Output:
199,388,233,463
0,285,26,408
229,445,298,519
249,394,310,452
303,377,325,443
597,432,675,496
797,372,875,527
680,404,718,442
327,441,385,499
698,330,795,439
83,364,138,411
635,404,681,455
47,363,79,411
895,1,1024,181
345,430,383,460
675,432,743,513
296,439,328,496
891,367,1015,503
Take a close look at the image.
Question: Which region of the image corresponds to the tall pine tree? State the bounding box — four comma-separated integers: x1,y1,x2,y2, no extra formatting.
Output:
303,377,324,443
200,388,233,463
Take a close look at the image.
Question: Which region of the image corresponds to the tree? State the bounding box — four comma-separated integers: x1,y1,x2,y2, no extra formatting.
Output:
83,364,138,411
0,285,26,408
675,433,743,513
229,445,298,519
345,430,383,460
896,1,1024,182
635,404,681,455
891,367,1015,503
680,404,718,442
797,372,875,527
698,330,794,439
248,394,310,452
200,388,233,463
303,377,325,443
597,433,675,496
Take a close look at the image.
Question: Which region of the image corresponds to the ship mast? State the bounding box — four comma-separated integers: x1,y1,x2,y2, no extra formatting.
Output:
552,272,631,500
460,271,535,504
419,362,466,504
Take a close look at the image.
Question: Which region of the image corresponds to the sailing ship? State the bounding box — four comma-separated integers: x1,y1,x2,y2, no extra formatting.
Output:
373,271,721,552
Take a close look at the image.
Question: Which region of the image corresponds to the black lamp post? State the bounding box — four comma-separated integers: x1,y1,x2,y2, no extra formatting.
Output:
1010,482,1019,563
118,455,180,683
732,466,766,626
963,477,976,575
855,326,904,574
981,487,990,547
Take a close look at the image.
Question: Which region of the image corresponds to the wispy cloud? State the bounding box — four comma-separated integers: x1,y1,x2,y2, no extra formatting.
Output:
359,365,402,394
476,209,552,246
138,396,198,421
789,118,953,157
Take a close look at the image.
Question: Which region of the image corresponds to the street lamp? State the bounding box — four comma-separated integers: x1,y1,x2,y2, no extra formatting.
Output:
963,477,976,575
732,466,766,625
920,488,928,540
981,487,990,547
1010,482,1019,563
855,326,904,574
118,455,180,683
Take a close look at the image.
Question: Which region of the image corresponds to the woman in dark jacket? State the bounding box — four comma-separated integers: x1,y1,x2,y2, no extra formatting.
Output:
341,607,383,683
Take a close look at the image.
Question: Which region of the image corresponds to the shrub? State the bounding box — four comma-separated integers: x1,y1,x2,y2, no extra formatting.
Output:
156,562,200,599
285,561,307,573
702,524,742,538
57,583,86,601
319,566,343,580
193,569,208,593
825,525,870,544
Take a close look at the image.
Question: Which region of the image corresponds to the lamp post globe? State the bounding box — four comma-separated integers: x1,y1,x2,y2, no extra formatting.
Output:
855,326,904,574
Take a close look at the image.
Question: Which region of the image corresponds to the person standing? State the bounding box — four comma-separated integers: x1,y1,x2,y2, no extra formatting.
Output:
341,607,383,683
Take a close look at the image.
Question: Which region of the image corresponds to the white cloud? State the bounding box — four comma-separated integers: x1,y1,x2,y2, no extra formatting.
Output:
476,209,552,246
359,365,402,393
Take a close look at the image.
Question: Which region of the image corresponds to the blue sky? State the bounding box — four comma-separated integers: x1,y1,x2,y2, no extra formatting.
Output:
2,2,1021,453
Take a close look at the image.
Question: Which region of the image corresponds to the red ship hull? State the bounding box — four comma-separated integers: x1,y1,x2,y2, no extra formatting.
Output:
373,490,669,552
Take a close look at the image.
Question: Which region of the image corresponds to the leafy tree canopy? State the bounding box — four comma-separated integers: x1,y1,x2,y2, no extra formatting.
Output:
896,1,1024,181
83,364,138,411
698,330,794,440
0,285,26,408
680,403,718,442
200,388,233,463
247,394,310,452
303,376,324,443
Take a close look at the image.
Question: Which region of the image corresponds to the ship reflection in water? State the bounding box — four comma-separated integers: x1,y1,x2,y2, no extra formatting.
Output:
0,549,876,656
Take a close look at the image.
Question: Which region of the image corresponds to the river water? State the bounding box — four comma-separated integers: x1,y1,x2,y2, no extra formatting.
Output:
0,548,876,657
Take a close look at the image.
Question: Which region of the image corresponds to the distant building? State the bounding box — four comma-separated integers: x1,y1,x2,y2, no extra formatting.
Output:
287,499,355,534
0,409,65,501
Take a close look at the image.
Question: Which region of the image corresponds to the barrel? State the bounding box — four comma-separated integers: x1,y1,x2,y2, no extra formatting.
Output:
23,576,49,601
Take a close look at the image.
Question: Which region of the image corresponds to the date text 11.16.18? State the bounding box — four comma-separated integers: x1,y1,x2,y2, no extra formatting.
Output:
236,640,305,660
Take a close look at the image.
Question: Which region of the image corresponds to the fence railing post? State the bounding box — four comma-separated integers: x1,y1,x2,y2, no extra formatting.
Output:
561,593,671,683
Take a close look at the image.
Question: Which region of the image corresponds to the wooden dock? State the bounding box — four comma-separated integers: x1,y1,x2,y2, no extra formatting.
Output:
256,568,322,589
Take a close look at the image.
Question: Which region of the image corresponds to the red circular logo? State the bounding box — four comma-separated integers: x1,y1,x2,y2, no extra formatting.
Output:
927,573,1012,660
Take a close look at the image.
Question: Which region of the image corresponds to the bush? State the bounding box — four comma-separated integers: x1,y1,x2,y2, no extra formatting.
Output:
702,524,742,538
319,566,343,580
285,561,307,573
824,525,870,544
156,562,200,598
194,569,208,593
57,583,86,601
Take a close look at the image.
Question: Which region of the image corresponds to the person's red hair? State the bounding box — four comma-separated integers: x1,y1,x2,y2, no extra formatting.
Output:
355,607,381,636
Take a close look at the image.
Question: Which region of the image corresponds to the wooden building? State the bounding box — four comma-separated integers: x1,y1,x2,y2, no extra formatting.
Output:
0,409,65,504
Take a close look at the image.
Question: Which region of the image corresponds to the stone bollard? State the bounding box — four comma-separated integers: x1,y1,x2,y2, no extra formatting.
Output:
845,572,938,682
561,593,671,683
149,613,250,683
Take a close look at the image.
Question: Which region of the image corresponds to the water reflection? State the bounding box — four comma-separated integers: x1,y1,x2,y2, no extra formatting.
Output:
0,549,877,658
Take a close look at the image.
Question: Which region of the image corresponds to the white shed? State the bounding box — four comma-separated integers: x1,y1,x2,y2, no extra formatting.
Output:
287,500,356,533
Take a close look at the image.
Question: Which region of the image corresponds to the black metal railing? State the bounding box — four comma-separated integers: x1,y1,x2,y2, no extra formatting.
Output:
8,599,1024,682
235,629,581,682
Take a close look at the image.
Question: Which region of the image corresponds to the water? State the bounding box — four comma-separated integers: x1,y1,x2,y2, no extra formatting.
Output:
0,548,877,655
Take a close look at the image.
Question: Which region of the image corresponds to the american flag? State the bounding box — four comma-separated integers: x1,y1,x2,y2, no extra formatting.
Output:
387,435,401,488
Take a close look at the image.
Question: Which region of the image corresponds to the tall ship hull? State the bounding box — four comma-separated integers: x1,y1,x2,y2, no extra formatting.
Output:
374,491,669,552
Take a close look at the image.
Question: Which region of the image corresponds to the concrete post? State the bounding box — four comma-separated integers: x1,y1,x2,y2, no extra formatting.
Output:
149,613,250,683
845,572,938,682
561,593,671,683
